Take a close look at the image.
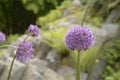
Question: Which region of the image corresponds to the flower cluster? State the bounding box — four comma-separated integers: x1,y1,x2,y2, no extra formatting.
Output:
64,25,95,51
0,32,6,42
16,42,34,63
16,24,40,62
28,24,40,37
0,28,36,63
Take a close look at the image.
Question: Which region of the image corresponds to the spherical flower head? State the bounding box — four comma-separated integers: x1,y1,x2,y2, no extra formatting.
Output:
0,32,6,42
28,24,40,37
16,42,34,63
64,25,95,51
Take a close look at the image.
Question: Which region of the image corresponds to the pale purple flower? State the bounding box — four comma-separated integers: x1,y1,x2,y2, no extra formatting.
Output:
64,25,95,51
0,32,6,42
16,42,34,63
28,24,40,37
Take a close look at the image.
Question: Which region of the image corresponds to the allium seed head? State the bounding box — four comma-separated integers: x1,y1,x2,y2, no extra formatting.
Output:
0,32,6,42
64,25,95,51
28,24,40,37
16,42,34,63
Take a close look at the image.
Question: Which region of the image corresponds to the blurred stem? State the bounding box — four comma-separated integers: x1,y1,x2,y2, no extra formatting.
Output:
7,54,16,80
0,45,17,49
75,0,93,80
7,35,30,80
76,50,81,80
81,0,93,26
23,35,30,42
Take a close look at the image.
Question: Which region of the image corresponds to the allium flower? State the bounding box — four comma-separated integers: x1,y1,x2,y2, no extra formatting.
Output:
28,24,39,37
0,32,6,42
16,42,34,62
64,25,95,51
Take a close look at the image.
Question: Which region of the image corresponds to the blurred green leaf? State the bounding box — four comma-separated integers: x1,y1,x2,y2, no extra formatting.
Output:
41,27,67,53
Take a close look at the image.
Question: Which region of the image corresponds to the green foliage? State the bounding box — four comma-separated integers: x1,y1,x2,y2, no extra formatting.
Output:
104,40,120,65
0,0,65,35
0,51,3,57
36,0,72,28
102,65,120,80
103,66,120,80
91,0,120,23
0,0,36,34
86,16,103,27
36,9,62,27
0,34,19,57
107,0,120,10
91,16,103,27
80,47,100,73
70,47,100,73
0,34,19,45
6,34,19,44
22,0,64,15
41,27,67,53
59,0,72,9
101,40,120,80
80,0,89,5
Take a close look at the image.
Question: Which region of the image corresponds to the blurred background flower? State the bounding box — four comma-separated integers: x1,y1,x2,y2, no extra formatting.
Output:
0,32,6,42
28,24,40,37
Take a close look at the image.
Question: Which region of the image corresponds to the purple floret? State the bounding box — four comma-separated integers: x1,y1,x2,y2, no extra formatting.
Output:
64,25,95,51
16,42,34,63
0,32,6,42
28,24,40,37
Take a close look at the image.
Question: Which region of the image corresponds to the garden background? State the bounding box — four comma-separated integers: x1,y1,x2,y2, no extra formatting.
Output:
0,0,120,80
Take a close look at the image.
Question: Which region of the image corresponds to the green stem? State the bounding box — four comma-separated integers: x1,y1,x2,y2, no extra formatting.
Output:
0,45,17,80
76,50,81,80
81,0,93,26
0,45,17,49
7,54,16,80
7,35,30,80
75,0,93,80
23,35,30,42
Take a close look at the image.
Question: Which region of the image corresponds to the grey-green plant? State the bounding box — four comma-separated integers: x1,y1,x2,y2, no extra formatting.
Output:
41,27,67,53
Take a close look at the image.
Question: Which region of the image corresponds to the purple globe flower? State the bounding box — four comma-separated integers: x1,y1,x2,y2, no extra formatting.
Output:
16,42,34,63
28,24,40,37
64,25,95,51
0,32,6,42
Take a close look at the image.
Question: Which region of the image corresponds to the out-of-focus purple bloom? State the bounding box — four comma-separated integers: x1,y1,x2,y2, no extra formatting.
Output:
64,25,95,51
28,24,40,37
16,42,34,63
0,32,6,42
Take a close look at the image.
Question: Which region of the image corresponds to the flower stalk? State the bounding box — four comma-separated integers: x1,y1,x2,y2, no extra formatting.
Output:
7,54,16,80
7,35,30,80
0,24,40,80
76,50,81,80
76,0,93,80
81,0,93,26
0,45,16,80
0,45,17,49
